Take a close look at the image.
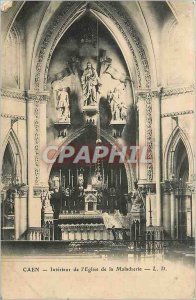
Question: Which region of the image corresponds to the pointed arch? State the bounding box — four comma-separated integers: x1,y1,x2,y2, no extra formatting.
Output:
1,128,25,184
30,1,153,92
164,126,193,181
46,126,135,192
2,24,22,89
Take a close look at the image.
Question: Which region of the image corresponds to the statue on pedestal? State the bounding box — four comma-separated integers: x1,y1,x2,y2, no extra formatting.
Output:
56,87,70,122
81,62,100,106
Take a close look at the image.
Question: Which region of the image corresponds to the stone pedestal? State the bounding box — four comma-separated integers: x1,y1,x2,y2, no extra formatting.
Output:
83,104,98,125
110,120,126,138
53,121,71,138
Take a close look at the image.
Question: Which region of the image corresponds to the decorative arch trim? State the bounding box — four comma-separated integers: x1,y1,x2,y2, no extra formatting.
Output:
31,1,152,92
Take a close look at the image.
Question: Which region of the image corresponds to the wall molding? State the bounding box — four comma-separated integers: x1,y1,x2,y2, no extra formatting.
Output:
1,88,26,101
1,88,50,102
162,85,194,98
1,113,26,120
161,110,194,118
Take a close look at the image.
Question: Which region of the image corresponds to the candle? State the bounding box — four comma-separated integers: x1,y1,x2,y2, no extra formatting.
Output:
59,169,62,189
69,169,71,186
72,174,74,187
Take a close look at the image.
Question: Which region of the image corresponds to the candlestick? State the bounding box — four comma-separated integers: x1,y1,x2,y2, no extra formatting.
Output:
111,169,113,186
69,169,71,186
71,174,74,188
77,169,79,184
59,169,62,190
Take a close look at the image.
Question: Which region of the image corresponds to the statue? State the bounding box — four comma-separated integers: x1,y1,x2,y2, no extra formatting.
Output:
131,184,144,212
108,87,127,121
41,190,53,214
52,175,60,191
119,102,127,121
81,62,100,106
56,87,70,121
108,88,120,121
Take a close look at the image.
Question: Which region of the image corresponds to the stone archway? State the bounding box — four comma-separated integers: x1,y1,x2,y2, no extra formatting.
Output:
47,125,135,192
31,1,153,92
1,129,24,186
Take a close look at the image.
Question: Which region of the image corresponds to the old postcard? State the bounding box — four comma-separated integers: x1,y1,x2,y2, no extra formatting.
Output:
1,1,195,299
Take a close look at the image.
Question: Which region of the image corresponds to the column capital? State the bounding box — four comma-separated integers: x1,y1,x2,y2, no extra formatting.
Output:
161,178,186,193
137,182,156,194
186,183,196,193
27,90,50,102
135,88,161,101
33,186,49,197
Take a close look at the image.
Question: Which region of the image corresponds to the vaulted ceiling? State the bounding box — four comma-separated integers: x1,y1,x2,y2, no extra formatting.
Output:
1,1,194,90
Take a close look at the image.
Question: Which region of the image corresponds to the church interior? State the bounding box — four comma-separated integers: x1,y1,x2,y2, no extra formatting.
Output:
1,1,195,251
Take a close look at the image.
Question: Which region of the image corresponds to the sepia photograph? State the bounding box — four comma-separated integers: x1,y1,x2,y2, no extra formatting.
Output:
1,1,195,299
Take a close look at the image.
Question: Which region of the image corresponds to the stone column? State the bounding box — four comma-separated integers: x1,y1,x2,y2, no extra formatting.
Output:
137,95,146,183
31,187,42,228
14,191,28,240
26,96,35,228
14,192,20,240
170,189,176,239
39,94,50,186
162,190,171,235
187,184,195,238
192,190,195,237
27,92,50,228
153,90,162,226
175,193,179,239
